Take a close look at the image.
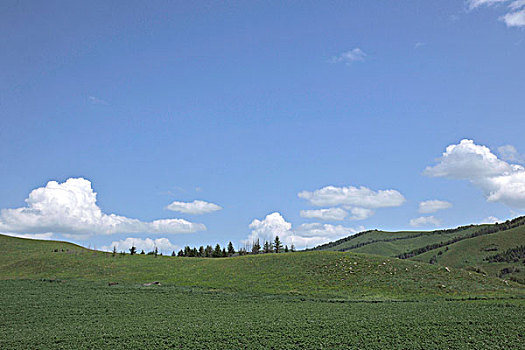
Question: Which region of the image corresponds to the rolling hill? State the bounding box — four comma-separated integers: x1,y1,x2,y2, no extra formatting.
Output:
313,216,525,283
0,233,523,300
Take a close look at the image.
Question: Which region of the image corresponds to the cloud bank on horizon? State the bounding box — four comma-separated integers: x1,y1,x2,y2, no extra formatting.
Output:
0,178,206,240
1,139,524,250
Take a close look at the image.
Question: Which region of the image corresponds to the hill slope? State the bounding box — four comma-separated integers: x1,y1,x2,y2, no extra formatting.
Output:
0,233,523,300
313,217,525,283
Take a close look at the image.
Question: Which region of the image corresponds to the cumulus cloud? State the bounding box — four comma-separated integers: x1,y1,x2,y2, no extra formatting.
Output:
300,208,347,221
424,139,525,209
166,200,222,215
418,200,453,214
468,0,525,27
245,212,363,249
101,237,179,254
409,216,441,227
346,207,375,220
330,48,367,64
298,185,405,208
0,178,206,239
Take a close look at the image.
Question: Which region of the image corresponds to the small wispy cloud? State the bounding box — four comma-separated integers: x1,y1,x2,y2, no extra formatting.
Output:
329,48,367,65
414,42,426,49
88,96,109,105
166,200,222,215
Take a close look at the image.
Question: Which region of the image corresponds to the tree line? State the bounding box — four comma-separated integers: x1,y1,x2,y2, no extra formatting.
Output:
113,236,296,258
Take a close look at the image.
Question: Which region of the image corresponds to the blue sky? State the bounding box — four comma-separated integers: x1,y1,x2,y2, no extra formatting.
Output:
1,1,524,253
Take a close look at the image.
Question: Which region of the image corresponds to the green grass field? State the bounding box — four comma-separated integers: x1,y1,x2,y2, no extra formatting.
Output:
1,279,524,350
1,231,524,349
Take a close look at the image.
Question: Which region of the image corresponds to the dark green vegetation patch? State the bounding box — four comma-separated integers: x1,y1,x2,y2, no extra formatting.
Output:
1,280,524,350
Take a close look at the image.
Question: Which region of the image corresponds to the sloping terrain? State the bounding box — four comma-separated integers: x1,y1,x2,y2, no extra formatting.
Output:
313,217,525,283
0,234,522,300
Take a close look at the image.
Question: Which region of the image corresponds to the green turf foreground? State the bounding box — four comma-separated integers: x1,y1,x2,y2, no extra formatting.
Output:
0,280,524,350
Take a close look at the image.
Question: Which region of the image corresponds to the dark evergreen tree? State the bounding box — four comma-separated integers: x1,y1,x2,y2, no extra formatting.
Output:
274,236,283,253
212,244,222,258
177,249,184,257
112,246,117,257
199,246,205,257
227,241,235,256
140,250,145,255
290,244,296,252
171,251,176,257
222,248,228,257
154,246,158,258
205,245,213,257
129,246,137,255
252,239,261,254
284,245,289,253
263,240,272,253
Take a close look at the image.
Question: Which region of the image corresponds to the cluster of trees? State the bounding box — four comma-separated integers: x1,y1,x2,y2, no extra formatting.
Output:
175,236,296,258
397,217,525,260
485,245,525,263
112,236,296,258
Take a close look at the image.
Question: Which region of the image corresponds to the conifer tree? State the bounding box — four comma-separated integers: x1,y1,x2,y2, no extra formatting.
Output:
227,241,235,256
129,246,137,255
252,239,261,254
274,236,283,253
263,240,272,253
213,244,222,257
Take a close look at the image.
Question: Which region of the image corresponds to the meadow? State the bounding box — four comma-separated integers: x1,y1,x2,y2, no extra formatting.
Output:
1,233,524,349
1,280,524,349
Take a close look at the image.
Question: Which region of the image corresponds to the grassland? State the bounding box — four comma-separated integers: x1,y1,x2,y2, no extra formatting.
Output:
313,218,525,284
1,232,524,349
1,280,524,349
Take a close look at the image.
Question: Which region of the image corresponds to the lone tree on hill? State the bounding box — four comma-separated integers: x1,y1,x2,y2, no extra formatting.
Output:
140,250,145,255
129,245,137,255
171,251,176,257
274,236,283,253
252,239,261,254
112,246,117,257
154,246,158,258
227,241,235,256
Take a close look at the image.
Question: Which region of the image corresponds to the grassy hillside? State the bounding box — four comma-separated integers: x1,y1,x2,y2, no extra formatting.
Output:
313,217,525,283
0,234,523,300
413,225,525,283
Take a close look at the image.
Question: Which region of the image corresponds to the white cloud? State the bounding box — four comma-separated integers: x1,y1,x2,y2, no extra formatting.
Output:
346,207,375,220
0,178,206,239
330,48,366,64
101,237,179,254
480,216,500,224
300,208,347,221
424,139,525,209
166,200,222,215
467,0,525,27
245,212,363,249
418,200,453,214
409,216,441,227
298,185,405,208
501,8,525,26
468,0,507,10
498,144,524,163
0,232,55,240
